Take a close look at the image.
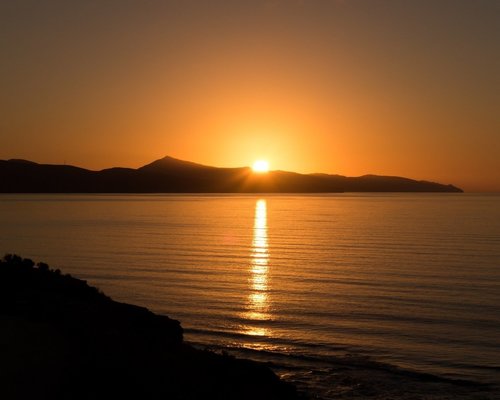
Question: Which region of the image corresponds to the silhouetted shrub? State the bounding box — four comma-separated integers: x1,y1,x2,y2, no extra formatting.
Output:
37,262,49,272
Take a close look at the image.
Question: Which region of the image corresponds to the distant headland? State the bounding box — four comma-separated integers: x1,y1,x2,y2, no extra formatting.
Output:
0,156,463,193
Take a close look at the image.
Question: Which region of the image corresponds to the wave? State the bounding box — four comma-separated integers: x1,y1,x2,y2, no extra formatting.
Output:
185,327,491,384
183,327,500,400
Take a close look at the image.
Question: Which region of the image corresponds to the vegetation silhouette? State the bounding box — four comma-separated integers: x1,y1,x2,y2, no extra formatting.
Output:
0,254,298,400
0,156,463,193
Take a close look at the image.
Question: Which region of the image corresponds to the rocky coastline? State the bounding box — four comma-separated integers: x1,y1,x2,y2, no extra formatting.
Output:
0,255,299,400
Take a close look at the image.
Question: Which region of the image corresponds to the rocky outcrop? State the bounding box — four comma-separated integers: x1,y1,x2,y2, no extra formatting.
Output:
0,255,299,400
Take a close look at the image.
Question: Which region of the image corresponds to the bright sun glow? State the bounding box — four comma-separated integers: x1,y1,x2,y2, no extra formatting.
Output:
252,160,269,173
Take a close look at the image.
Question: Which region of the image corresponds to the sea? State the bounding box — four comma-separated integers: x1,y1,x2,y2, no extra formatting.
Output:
1,194,499,399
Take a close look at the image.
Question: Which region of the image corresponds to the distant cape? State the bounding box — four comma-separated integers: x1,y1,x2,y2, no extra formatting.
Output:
0,156,463,193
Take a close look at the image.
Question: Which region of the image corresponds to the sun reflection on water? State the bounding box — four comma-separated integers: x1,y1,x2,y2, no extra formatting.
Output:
241,199,270,337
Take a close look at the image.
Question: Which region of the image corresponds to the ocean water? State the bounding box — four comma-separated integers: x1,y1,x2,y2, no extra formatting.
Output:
1,194,499,398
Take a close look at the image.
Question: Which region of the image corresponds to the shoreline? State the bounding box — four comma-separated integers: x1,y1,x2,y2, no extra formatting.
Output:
0,255,299,400
1,254,497,400
186,338,497,400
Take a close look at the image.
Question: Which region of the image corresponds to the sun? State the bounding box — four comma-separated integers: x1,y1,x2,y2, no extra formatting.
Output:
252,160,269,173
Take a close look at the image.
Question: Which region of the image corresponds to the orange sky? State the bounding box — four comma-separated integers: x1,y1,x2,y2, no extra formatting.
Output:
1,1,499,191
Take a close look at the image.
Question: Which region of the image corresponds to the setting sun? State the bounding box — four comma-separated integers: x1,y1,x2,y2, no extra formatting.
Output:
252,160,269,173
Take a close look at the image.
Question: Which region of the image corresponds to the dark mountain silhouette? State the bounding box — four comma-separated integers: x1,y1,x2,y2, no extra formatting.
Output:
0,156,463,193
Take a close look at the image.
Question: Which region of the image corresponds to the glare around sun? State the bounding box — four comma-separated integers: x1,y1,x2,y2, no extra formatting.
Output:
252,160,269,173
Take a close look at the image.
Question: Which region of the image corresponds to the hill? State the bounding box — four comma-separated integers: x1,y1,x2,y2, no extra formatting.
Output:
0,156,463,193
0,254,299,400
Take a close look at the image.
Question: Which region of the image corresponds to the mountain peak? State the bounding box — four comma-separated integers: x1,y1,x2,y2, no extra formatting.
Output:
138,156,214,172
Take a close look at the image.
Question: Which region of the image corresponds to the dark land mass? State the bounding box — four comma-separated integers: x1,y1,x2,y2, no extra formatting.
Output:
0,255,298,400
0,156,463,193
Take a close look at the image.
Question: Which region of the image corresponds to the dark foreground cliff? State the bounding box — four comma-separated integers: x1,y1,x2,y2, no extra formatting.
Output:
0,255,299,400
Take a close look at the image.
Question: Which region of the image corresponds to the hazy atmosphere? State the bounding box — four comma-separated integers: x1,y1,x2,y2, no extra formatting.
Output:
1,0,499,191
2,3,500,399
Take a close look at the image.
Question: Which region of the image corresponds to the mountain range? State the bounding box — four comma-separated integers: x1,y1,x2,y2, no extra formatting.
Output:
0,156,463,193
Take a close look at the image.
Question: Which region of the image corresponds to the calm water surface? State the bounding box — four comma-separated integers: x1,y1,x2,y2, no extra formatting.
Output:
1,194,499,396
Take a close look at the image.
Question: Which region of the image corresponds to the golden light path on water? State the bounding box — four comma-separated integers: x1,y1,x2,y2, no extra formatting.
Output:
242,199,270,337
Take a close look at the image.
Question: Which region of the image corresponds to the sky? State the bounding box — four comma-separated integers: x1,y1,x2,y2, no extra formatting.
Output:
1,0,498,191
